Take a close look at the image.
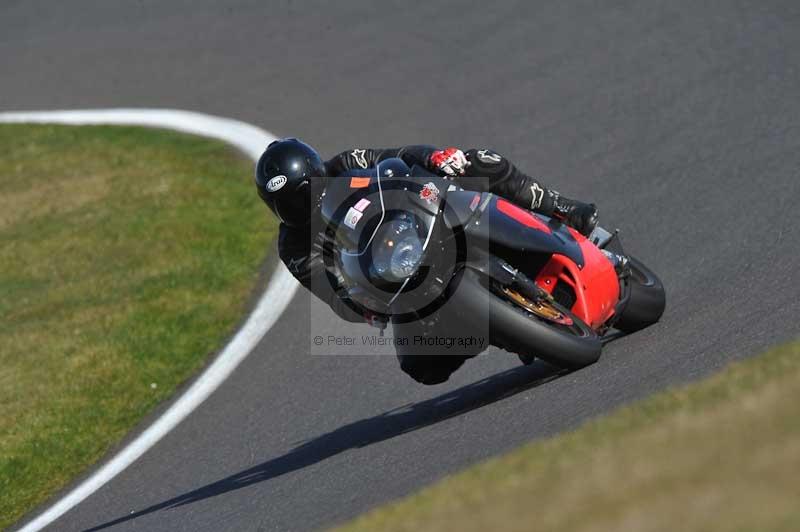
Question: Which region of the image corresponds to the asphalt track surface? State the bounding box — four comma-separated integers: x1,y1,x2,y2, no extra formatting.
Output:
3,1,800,531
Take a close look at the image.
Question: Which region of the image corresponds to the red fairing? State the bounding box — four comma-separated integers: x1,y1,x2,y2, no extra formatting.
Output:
496,199,552,234
535,228,620,329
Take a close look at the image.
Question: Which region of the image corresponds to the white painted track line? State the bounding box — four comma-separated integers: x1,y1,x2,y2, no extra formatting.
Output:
0,109,299,532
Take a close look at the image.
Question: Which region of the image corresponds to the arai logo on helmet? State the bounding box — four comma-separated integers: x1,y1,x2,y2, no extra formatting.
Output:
266,175,287,192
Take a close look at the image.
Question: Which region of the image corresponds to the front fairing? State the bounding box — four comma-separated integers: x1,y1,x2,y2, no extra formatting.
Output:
321,172,455,315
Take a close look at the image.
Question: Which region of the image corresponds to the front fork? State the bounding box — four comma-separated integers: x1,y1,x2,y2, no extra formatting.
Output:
592,228,632,334
466,254,557,306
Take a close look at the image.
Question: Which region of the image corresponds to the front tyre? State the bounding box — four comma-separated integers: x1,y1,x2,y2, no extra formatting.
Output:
615,256,666,333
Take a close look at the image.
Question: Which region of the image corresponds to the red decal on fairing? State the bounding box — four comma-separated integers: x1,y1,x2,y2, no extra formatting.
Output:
496,199,552,234
420,182,440,203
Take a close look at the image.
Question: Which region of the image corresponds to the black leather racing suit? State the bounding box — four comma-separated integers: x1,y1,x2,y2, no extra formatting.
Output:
278,145,559,324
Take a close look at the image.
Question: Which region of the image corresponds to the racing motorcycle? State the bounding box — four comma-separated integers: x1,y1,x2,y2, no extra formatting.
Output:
320,158,665,369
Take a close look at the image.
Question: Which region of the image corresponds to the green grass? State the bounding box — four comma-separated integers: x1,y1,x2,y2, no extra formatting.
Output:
0,124,276,529
335,341,800,532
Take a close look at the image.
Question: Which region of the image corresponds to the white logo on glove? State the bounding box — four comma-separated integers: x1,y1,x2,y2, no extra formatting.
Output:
432,148,468,177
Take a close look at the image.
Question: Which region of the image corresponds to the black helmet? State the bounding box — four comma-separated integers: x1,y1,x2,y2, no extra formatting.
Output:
255,138,326,227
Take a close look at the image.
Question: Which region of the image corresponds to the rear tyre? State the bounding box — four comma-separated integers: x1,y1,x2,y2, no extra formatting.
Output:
615,256,666,333
447,269,602,370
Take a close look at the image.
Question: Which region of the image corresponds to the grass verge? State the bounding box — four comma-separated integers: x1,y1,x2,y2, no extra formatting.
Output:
335,341,800,532
0,124,275,529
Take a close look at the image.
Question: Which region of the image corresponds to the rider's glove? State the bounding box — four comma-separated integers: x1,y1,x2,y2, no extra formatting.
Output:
429,147,469,177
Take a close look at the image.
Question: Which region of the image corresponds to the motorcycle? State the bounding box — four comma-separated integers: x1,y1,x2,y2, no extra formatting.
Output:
319,158,665,370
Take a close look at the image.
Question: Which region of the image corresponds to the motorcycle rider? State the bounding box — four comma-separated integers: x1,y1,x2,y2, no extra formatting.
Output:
255,138,600,383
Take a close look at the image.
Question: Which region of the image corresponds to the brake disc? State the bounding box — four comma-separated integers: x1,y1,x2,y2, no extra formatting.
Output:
501,287,574,326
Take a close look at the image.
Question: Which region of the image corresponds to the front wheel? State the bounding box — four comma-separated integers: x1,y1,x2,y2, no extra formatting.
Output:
615,256,666,333
447,269,602,369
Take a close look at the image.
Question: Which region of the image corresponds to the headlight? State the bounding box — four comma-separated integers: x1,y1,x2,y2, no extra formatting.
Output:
388,234,423,278
371,214,425,283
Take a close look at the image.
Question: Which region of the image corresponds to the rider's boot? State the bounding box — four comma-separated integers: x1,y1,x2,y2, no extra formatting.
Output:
550,192,599,237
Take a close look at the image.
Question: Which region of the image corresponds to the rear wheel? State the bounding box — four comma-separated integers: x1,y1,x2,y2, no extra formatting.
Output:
447,269,602,369
615,256,666,333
